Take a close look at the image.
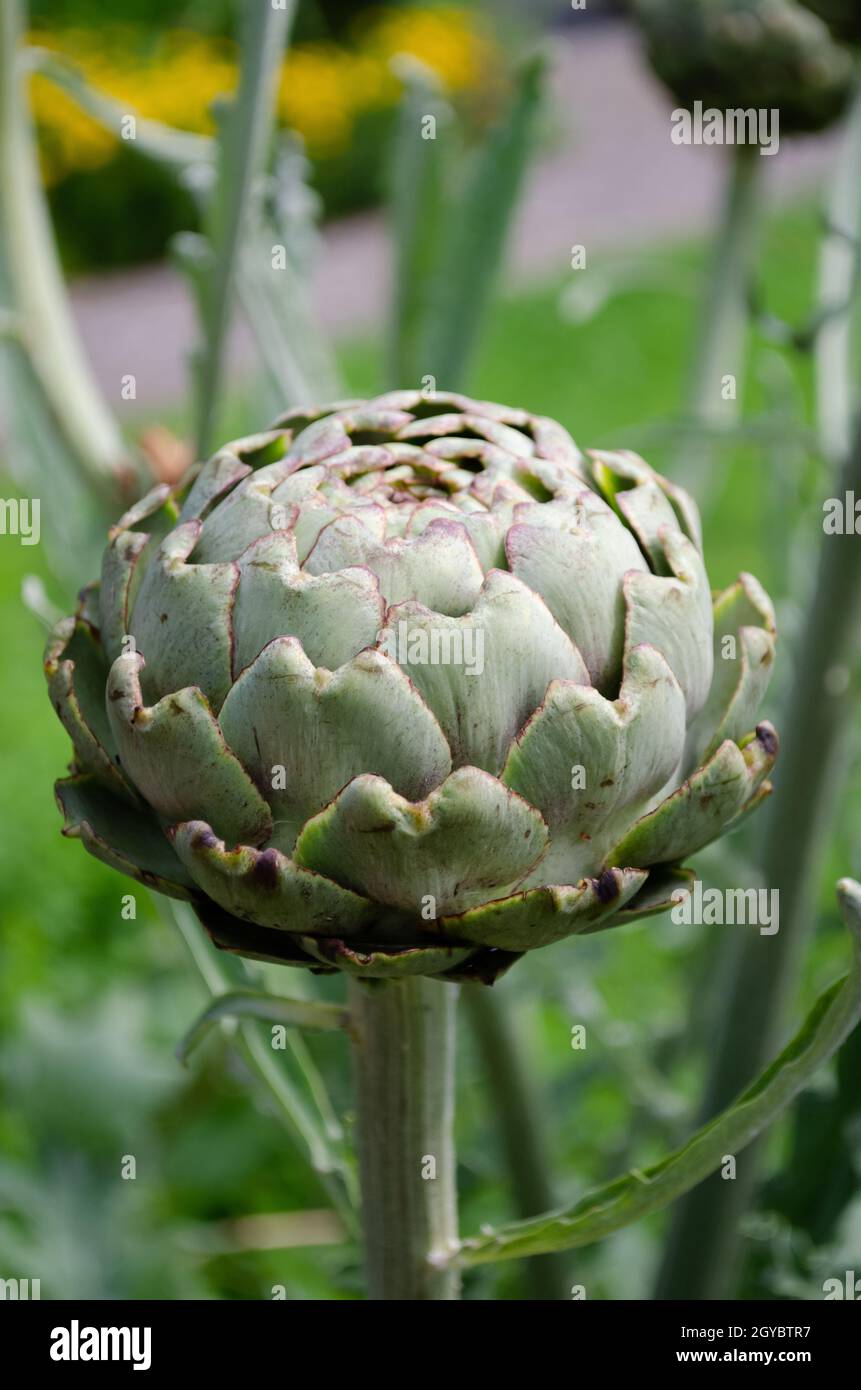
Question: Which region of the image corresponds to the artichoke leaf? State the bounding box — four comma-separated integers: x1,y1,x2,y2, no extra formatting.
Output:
177,428,290,524
106,651,273,846
601,865,696,928
99,529,150,664
56,773,196,899
128,521,238,709
607,723,778,868
683,572,776,776
506,503,647,695
438,868,647,950
299,937,474,979
218,638,452,852
44,616,136,801
233,533,384,674
623,527,714,718
306,513,485,616
170,821,377,936
294,766,548,916
379,569,587,775
503,642,686,885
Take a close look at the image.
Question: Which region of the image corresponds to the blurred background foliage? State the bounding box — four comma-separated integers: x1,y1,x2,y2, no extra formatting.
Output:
3,208,859,1298
1,0,860,1300
29,3,507,269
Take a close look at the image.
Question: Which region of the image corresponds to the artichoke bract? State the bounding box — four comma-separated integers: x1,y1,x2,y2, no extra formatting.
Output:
635,0,855,135
46,392,778,982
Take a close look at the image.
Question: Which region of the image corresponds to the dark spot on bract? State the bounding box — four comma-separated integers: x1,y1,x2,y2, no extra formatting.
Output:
314,938,345,962
594,869,619,903
109,688,124,701
755,723,778,758
159,613,168,624
252,848,280,890
600,777,615,788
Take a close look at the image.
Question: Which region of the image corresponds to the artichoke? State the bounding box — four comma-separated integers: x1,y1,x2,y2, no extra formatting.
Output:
46,392,778,983
634,0,855,135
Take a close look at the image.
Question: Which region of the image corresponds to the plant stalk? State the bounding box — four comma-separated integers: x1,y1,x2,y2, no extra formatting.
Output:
349,977,460,1300
0,0,131,495
815,71,861,465
655,416,861,1300
680,145,762,506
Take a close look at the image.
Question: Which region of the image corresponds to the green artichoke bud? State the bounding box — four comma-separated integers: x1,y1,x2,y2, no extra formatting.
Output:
799,0,861,45
634,0,855,135
46,392,778,982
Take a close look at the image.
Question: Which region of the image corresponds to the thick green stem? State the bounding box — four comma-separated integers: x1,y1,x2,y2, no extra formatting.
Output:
463,988,566,1299
0,0,130,494
655,419,861,1300
680,146,762,505
349,977,460,1300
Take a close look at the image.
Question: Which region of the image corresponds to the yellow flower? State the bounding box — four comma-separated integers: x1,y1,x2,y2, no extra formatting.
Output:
28,10,499,184
362,7,495,91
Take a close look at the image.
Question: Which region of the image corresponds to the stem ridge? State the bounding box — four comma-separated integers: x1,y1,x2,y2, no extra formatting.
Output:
350,978,460,1300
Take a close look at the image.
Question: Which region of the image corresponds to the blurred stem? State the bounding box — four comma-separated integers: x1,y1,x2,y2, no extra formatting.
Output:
463,988,566,1299
421,56,544,391
680,146,762,506
0,0,132,496
193,0,295,458
655,416,861,1300
349,978,460,1300
815,71,861,465
386,60,451,386
237,227,341,408
167,899,358,1232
